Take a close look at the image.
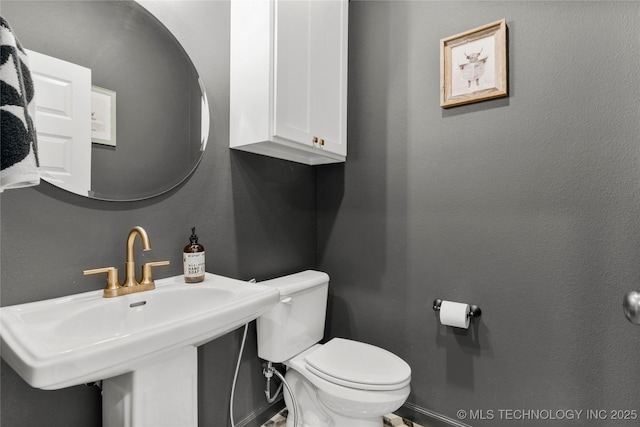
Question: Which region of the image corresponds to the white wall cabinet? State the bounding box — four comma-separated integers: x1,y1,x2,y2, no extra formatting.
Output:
230,0,348,165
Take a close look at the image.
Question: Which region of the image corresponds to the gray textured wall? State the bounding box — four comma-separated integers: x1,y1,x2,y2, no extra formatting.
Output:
319,1,640,426
3,1,640,427
1,1,315,425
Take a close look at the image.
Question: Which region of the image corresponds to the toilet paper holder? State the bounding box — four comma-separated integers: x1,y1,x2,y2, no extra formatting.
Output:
433,299,482,319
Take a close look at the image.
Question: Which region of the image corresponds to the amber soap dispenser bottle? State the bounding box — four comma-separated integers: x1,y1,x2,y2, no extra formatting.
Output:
183,227,205,283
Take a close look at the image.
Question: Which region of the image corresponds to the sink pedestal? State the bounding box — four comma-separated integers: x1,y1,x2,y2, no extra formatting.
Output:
103,346,198,427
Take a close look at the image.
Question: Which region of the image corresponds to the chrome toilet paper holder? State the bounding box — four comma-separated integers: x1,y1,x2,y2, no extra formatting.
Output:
433,298,482,319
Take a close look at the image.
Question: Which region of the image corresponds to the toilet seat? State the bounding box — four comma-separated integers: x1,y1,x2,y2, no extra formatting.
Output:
304,338,411,391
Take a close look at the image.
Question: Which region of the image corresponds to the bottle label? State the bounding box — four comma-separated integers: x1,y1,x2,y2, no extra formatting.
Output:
183,251,205,281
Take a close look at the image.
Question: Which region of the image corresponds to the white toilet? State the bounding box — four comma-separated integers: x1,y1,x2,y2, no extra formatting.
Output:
257,270,411,427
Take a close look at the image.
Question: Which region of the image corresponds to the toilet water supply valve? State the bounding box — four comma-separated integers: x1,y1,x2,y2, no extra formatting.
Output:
262,362,299,426
263,362,282,403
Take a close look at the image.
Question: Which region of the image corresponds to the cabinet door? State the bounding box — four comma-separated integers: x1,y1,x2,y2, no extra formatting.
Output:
274,0,314,147
310,0,347,157
274,0,347,156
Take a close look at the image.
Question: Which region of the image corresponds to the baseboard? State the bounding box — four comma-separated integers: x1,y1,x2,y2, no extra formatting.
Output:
395,402,473,427
235,395,285,427
253,398,470,427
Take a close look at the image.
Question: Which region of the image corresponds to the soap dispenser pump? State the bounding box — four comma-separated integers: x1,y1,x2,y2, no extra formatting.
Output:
183,227,205,283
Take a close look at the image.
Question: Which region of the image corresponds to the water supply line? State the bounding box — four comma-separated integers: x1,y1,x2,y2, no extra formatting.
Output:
230,278,256,427
229,322,249,427
263,363,298,427
263,362,283,403
229,278,298,427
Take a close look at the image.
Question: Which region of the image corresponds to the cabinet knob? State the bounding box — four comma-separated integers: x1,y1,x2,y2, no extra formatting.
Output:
319,139,325,146
312,136,318,144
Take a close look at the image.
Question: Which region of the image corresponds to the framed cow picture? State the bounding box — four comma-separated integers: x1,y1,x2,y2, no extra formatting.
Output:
440,19,507,108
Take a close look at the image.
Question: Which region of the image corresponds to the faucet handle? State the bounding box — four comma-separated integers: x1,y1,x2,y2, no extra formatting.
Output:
141,261,170,287
84,267,120,297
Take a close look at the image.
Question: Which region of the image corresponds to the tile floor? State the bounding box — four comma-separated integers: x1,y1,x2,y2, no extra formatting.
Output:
261,409,424,427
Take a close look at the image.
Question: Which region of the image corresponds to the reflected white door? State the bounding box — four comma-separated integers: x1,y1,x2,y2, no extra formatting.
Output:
27,49,91,196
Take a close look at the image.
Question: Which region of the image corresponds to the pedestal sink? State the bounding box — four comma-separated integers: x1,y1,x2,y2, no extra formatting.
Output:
0,273,280,426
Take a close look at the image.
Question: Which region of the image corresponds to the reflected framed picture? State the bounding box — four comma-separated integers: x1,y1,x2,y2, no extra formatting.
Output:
91,86,117,146
440,19,507,108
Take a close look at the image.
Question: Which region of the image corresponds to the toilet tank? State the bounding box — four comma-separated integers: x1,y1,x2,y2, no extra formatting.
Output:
257,270,329,363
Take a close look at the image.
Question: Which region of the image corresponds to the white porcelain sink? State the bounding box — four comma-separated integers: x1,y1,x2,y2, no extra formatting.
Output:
0,273,279,390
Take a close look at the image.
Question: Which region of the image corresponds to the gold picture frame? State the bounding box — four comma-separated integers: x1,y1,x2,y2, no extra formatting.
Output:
440,19,507,108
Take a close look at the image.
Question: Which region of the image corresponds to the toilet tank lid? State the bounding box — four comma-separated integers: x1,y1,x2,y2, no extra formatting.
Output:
259,270,329,296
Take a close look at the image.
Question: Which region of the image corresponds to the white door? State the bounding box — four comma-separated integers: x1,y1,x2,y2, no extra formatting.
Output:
27,49,92,196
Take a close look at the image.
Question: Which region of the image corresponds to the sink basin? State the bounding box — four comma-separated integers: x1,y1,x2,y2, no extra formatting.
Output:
0,273,279,390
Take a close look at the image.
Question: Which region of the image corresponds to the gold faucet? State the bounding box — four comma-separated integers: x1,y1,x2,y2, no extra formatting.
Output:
84,226,170,298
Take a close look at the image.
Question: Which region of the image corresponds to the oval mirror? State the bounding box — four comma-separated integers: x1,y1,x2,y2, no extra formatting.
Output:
2,0,209,201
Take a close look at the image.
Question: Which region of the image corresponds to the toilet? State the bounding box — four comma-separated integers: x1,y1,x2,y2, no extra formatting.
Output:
257,270,411,427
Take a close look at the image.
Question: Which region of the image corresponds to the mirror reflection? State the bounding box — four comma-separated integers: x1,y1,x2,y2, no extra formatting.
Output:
2,0,209,201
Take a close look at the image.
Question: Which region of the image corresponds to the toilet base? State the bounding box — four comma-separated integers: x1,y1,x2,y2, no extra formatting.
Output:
283,369,386,427
286,415,382,427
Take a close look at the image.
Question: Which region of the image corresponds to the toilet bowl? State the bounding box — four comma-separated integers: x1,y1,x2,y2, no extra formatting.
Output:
284,340,411,427
256,271,411,427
